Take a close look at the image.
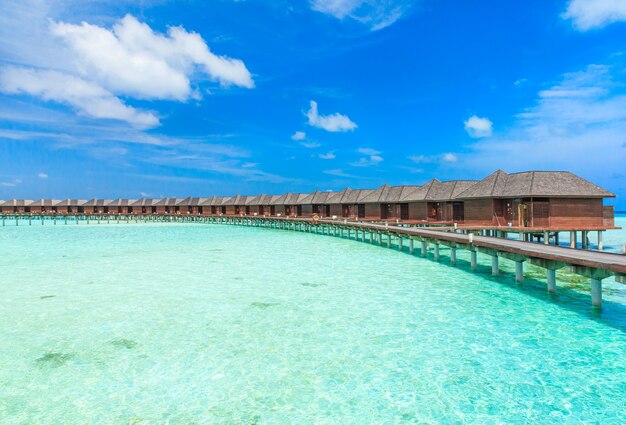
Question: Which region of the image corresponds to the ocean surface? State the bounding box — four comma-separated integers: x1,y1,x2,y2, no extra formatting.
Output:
1,216,625,424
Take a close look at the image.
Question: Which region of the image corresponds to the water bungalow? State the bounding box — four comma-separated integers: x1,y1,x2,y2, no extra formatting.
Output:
1,170,616,236
83,198,110,214
130,198,157,214
0,199,33,213
154,198,181,215
56,199,86,214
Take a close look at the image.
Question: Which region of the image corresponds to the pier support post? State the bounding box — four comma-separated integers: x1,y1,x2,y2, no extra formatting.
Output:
515,261,524,283
470,251,477,271
491,255,499,275
570,231,576,248
387,234,392,248
369,232,373,243
434,244,440,261
543,231,549,245
597,231,603,251
591,279,602,307
450,247,456,265
409,239,414,254
378,233,382,245
547,269,557,293
398,237,403,251
421,241,427,257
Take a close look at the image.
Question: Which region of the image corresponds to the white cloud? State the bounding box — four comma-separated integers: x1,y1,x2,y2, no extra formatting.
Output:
319,152,336,159
306,100,357,132
563,0,626,31
357,147,380,155
324,168,357,177
442,153,457,163
0,177,21,187
300,141,322,148
462,62,626,196
38,172,48,179
50,15,253,100
464,115,493,138
311,0,412,31
0,13,253,128
291,131,306,140
408,153,457,164
408,154,432,163
350,148,383,166
0,67,159,128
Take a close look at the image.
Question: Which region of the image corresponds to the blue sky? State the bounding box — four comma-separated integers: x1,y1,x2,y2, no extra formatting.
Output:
1,0,626,208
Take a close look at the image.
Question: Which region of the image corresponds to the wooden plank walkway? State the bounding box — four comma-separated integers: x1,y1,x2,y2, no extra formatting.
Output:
328,219,626,275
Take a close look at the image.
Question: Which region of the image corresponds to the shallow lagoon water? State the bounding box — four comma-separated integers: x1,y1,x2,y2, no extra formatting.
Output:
1,221,626,424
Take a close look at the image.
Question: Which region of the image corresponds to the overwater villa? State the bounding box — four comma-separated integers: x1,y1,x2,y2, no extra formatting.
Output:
0,170,616,232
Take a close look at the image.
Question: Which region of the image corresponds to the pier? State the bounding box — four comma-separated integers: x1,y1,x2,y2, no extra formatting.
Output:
2,213,625,308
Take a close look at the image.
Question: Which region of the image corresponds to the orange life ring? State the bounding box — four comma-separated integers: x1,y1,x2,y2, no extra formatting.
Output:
312,214,320,224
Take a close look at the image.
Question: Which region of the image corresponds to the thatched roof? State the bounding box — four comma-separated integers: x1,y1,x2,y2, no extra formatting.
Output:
425,180,478,201
83,198,110,206
269,193,289,205
246,194,271,205
283,193,309,205
326,188,349,204
456,170,615,199
206,196,224,206
29,199,61,206
153,197,180,206
106,198,136,207
358,185,388,203
298,191,316,205
313,191,333,204
55,199,86,206
130,198,157,207
1,199,33,207
176,197,206,206
342,189,362,204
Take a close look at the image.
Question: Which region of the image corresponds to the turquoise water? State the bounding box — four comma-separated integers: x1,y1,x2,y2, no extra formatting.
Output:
601,213,626,253
1,221,626,424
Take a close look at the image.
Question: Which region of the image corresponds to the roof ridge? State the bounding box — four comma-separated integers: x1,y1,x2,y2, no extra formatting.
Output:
529,171,536,196
491,171,501,196
424,180,437,199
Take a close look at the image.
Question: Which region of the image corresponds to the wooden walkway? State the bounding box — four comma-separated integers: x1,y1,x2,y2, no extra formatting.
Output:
329,220,626,275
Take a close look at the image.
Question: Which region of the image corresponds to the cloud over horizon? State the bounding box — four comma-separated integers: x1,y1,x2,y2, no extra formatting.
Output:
461,62,626,186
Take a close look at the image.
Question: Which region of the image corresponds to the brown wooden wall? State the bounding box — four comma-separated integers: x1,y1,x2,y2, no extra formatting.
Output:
549,198,603,228
603,206,615,228
408,202,427,221
361,203,377,219
463,199,493,226
329,204,342,217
